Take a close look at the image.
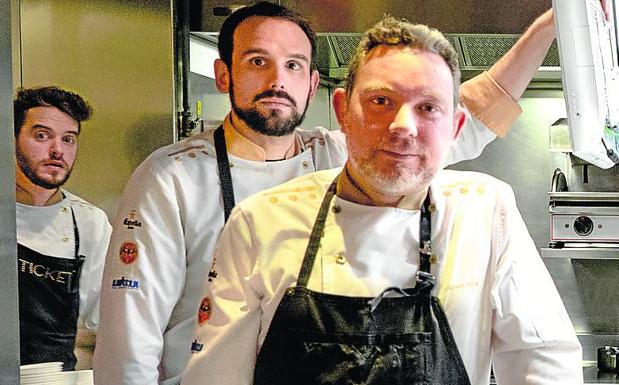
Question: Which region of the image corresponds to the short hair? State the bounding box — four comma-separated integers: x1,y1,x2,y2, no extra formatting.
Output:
344,16,461,107
218,1,317,69
14,86,92,136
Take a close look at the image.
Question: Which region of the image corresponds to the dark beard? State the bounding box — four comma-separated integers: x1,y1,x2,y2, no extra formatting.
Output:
16,147,71,190
230,84,311,137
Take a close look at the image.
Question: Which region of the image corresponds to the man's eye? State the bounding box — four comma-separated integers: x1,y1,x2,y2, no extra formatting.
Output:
371,96,391,106
250,57,265,66
420,104,440,114
35,132,49,140
287,61,302,71
63,135,77,145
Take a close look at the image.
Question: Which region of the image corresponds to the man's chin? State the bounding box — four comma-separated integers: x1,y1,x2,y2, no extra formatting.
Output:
31,173,69,190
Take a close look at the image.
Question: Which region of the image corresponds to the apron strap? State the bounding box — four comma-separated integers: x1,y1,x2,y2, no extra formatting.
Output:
69,206,85,294
214,125,236,223
297,178,338,288
418,193,432,274
297,174,433,289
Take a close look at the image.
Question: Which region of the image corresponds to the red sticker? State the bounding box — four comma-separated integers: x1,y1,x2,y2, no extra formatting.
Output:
198,297,211,325
119,241,138,264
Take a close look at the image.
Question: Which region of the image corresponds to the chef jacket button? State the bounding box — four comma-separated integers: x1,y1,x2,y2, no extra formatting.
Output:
229,162,235,168
332,204,341,214
428,204,436,212
62,235,69,242
335,253,346,265
188,152,197,158
429,255,438,264
61,207,68,213
302,160,310,169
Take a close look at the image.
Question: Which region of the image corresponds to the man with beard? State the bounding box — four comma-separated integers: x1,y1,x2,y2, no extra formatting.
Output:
14,86,112,370
95,2,568,384
182,16,581,385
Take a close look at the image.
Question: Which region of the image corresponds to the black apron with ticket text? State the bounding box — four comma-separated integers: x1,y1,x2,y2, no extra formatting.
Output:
253,178,471,385
18,207,85,371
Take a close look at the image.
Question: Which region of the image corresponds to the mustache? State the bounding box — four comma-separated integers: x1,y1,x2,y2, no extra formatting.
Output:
253,89,297,108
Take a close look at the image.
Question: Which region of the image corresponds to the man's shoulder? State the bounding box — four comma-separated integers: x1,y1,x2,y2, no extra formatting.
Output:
131,131,218,181
295,126,345,145
141,131,215,167
238,168,342,210
63,191,111,226
434,169,512,196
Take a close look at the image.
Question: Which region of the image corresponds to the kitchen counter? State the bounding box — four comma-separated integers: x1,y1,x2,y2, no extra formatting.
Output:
584,365,619,384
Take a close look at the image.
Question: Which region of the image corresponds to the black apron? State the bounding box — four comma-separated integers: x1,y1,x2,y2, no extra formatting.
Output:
253,178,471,385
18,207,85,371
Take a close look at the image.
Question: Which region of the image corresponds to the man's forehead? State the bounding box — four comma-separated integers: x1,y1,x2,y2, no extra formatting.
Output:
232,16,311,54
25,106,78,131
355,46,454,96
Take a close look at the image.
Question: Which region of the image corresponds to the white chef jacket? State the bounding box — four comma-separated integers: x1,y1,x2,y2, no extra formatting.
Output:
16,190,112,367
94,72,519,385
182,168,582,385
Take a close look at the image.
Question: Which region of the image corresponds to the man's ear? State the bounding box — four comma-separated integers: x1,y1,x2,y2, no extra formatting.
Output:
452,106,466,140
308,69,320,102
214,59,230,93
332,88,349,133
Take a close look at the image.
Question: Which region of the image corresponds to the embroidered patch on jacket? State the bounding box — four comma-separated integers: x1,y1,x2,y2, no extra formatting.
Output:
191,339,204,353
111,276,140,290
207,268,218,282
123,209,142,230
198,297,212,325
119,241,138,264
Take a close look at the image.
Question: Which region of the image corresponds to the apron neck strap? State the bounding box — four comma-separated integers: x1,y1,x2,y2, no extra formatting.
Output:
296,174,433,288
296,178,338,288
418,193,432,274
70,206,80,260
214,125,236,223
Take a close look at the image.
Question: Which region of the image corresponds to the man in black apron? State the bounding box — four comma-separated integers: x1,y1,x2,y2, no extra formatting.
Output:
14,86,111,370
182,15,582,385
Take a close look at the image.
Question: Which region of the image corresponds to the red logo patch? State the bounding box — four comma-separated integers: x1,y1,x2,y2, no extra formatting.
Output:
119,241,138,264
198,297,211,325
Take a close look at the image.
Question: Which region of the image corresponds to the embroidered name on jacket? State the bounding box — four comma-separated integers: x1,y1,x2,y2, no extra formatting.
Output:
111,276,140,290
18,258,73,284
123,210,142,230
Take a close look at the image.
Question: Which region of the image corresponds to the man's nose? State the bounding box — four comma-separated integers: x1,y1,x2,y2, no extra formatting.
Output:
49,138,64,159
389,104,418,137
267,65,287,90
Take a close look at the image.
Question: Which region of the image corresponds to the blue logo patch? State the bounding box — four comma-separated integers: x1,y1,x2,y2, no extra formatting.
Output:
191,339,203,353
112,276,140,290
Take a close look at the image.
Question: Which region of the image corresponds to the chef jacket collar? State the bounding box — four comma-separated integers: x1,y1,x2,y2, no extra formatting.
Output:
336,163,446,214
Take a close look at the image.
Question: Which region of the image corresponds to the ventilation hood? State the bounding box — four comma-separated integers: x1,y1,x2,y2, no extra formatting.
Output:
190,0,560,88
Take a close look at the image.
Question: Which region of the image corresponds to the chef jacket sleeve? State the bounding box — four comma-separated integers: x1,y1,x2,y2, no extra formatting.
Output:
94,159,187,385
78,208,112,332
181,206,262,385
444,71,522,166
490,185,583,385
75,206,112,370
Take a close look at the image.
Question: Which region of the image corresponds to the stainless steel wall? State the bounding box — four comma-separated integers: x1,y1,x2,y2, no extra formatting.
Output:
19,0,176,217
0,0,20,381
451,94,568,249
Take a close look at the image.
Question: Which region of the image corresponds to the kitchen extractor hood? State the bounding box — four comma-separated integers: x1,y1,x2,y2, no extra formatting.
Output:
190,0,560,88
192,31,561,88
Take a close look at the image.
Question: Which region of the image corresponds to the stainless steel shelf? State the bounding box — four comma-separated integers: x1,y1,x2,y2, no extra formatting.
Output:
541,247,619,259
